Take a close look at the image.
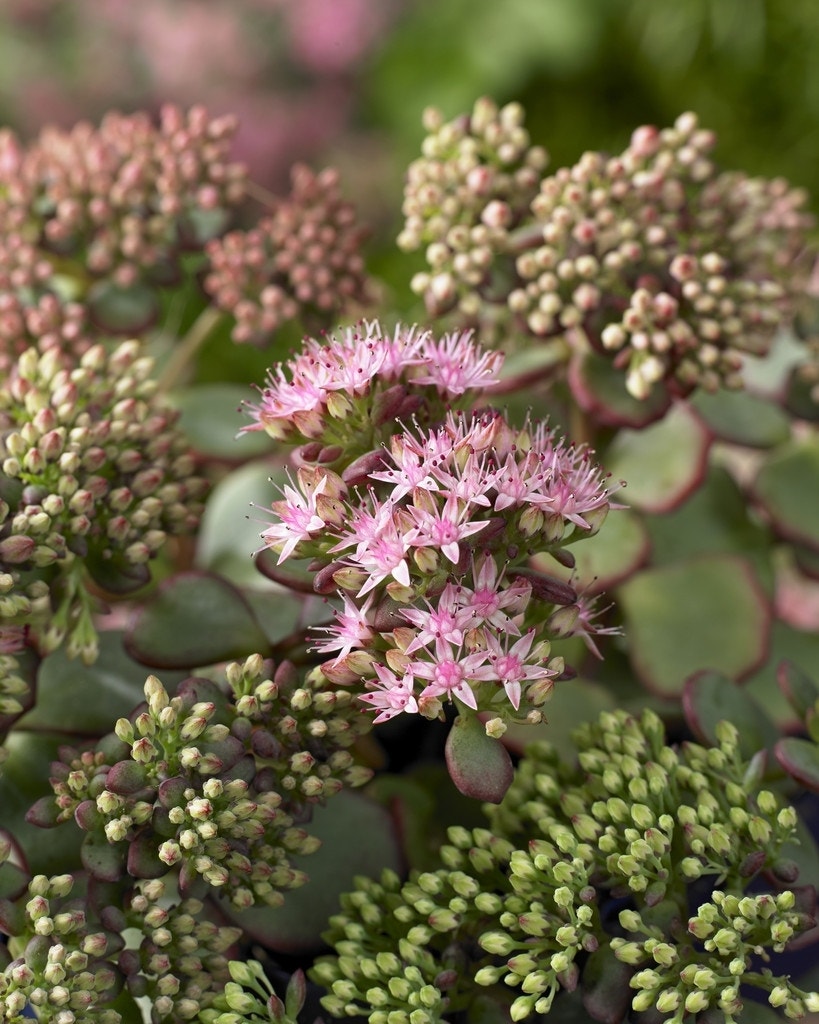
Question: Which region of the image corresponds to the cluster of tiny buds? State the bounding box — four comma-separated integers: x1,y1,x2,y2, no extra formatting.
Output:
0,872,121,1024
399,97,548,317
614,891,819,1020
123,878,242,1021
509,111,812,398
205,164,370,344
0,105,246,290
0,291,91,376
35,661,373,910
0,340,206,653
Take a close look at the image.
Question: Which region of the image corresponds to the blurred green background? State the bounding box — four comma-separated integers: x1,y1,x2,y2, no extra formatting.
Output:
1,0,817,271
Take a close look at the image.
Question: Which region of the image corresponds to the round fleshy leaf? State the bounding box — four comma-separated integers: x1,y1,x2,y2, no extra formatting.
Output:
741,330,807,398
753,438,819,552
196,459,288,588
445,712,514,804
775,737,819,792
794,543,819,581
85,549,151,595
0,732,84,875
568,351,671,428
617,555,771,696
0,861,28,901
775,815,819,895
19,631,184,735
646,466,772,569
777,660,819,719
87,280,159,334
604,402,711,513
784,365,819,422
682,670,779,758
533,508,649,594
744,622,819,728
690,388,791,448
171,384,273,461
221,790,401,953
124,571,270,668
581,945,633,1024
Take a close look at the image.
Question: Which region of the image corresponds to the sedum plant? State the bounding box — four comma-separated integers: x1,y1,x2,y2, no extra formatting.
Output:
0,96,818,1024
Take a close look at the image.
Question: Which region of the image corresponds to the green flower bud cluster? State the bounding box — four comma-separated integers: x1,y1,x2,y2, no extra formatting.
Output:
34,657,372,910
0,105,245,295
0,872,122,1024
0,339,207,661
199,959,307,1024
316,709,818,1022
205,164,371,345
313,829,516,1023
398,97,548,319
614,890,819,1021
121,879,242,1022
488,711,797,895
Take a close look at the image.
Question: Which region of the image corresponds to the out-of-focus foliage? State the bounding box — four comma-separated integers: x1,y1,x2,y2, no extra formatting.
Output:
1,0,817,208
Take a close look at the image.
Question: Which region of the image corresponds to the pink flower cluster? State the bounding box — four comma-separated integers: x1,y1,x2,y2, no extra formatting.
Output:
242,320,503,442
250,326,614,725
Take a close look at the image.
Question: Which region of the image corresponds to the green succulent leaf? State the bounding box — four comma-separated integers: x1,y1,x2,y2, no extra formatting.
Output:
19,631,184,735
445,711,514,803
777,660,819,719
753,437,819,552
87,280,160,333
682,670,779,758
124,571,270,668
617,555,771,696
0,731,84,875
171,383,274,461
605,401,711,513
690,388,791,448
580,945,634,1024
533,507,649,593
774,736,819,792
568,350,671,428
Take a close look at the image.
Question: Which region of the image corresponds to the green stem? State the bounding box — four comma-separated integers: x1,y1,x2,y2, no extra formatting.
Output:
157,306,224,392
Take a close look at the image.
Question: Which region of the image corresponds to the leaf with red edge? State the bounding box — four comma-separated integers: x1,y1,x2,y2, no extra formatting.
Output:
568,351,671,428
125,571,270,668
775,737,819,792
445,712,514,804
581,945,633,1024
533,508,649,594
752,438,819,553
617,555,771,696
794,543,819,581
604,402,711,513
682,670,778,758
0,731,84,876
777,660,819,720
